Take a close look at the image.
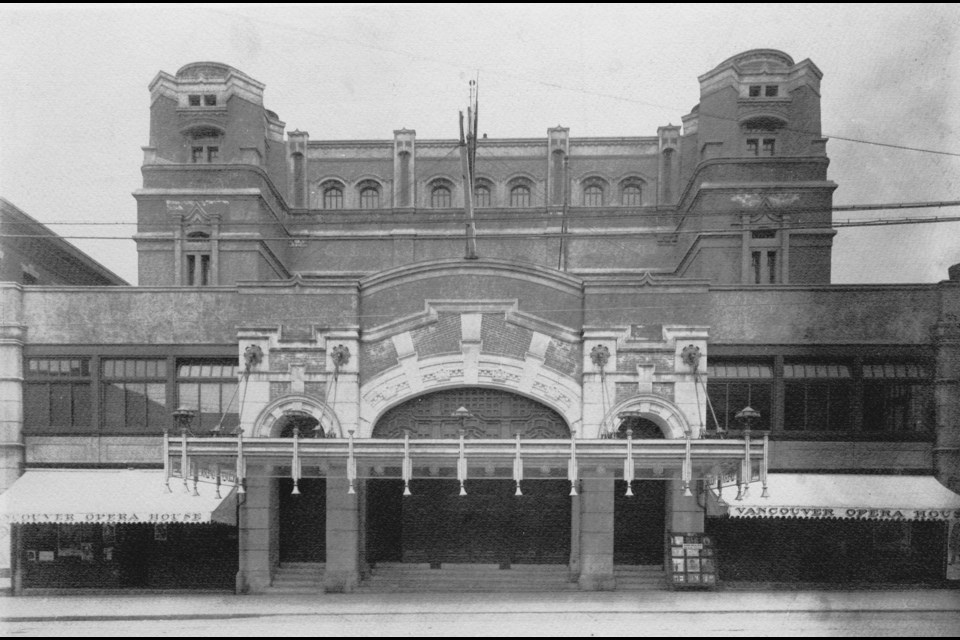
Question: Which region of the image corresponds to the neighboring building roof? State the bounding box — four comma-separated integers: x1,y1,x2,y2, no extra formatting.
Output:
0,197,129,286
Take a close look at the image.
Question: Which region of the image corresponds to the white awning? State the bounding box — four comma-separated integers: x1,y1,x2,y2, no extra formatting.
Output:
0,469,237,526
714,474,960,521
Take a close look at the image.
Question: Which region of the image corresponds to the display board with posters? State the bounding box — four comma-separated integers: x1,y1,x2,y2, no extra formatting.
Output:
668,532,718,588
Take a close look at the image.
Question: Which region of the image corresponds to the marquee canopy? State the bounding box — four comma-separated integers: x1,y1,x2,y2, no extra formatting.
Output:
0,469,237,526
714,473,960,521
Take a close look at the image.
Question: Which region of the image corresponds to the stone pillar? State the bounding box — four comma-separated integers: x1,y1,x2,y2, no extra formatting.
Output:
0,284,25,593
578,471,615,590
324,471,360,592
236,470,277,593
665,474,704,534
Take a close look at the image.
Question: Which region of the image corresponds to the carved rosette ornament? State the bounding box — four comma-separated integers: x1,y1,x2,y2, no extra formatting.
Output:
590,344,610,371
243,344,263,372
681,344,701,371
330,344,351,372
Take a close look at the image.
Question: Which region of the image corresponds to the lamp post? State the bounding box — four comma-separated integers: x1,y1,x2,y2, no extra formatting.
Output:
734,405,761,435
453,406,471,433
171,405,196,435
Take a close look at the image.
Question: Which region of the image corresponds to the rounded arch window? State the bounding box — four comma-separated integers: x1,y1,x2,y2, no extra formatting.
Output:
275,412,322,438
359,184,381,209
430,183,452,208
473,183,492,208
616,415,665,439
321,183,344,210
583,183,604,207
621,183,643,206
509,184,531,208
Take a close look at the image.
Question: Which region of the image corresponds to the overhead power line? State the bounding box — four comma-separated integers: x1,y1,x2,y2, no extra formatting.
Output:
7,212,960,242
204,9,960,159
15,199,960,228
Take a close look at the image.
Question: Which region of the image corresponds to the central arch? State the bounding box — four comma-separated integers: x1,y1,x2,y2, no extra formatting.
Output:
372,387,570,439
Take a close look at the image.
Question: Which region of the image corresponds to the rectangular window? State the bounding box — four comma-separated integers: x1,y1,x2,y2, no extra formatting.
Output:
706,361,773,431
765,85,779,97
746,139,759,156
203,94,217,106
783,363,853,432
748,85,762,97
862,364,933,434
24,358,91,433
177,359,240,434
186,253,211,286
206,146,219,163
101,359,168,434
751,249,778,284
762,138,776,156
191,147,204,163
188,95,201,106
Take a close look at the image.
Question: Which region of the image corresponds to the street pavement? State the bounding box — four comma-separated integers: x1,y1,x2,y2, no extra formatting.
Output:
1,589,959,636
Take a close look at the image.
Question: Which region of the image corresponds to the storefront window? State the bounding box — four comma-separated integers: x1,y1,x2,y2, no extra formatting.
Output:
177,359,240,434
705,360,773,431
24,358,92,434
101,359,168,434
783,362,853,432
862,363,934,433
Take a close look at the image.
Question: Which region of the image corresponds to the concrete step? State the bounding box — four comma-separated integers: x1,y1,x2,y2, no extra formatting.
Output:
359,564,576,593
262,563,327,594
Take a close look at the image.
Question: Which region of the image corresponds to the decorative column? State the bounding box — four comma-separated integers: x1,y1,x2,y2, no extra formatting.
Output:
0,284,25,593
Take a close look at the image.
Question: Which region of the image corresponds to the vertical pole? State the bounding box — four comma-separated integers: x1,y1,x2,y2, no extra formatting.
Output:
459,111,478,260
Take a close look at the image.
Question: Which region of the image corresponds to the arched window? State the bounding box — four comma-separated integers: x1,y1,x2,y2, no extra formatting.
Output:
474,185,491,208
622,184,642,206
584,184,604,207
431,184,452,208
509,185,531,208
359,185,380,209
322,185,344,210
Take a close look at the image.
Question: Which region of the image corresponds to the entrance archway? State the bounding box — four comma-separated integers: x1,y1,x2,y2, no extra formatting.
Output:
614,415,667,566
367,388,571,565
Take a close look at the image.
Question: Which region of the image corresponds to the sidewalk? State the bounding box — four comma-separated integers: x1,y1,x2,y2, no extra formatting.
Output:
2,589,959,621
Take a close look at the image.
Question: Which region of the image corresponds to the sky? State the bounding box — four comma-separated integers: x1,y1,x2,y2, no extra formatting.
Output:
1,4,958,285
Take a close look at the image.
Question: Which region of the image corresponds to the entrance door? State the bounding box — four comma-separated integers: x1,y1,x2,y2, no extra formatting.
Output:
369,388,572,565
279,478,326,562
367,478,571,565
614,480,666,565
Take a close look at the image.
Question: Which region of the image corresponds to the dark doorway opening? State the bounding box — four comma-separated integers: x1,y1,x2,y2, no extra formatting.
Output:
614,415,666,565
279,478,326,562
614,480,666,565
366,478,570,565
